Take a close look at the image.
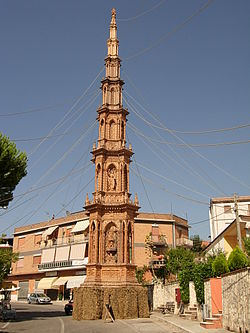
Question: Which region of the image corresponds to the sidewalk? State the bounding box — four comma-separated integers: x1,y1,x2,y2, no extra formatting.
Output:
151,312,230,333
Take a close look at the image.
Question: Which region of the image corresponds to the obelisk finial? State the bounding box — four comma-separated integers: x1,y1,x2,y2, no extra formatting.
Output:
111,8,116,24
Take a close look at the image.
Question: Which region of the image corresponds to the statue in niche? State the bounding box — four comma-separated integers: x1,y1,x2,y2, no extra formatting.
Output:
107,167,117,191
105,224,118,263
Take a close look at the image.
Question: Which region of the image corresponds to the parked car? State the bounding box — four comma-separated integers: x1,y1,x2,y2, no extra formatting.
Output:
27,293,51,304
64,300,73,315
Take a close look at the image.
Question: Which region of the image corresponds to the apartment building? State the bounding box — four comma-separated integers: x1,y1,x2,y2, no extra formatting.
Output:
8,210,190,301
134,212,191,269
9,211,89,301
209,196,250,241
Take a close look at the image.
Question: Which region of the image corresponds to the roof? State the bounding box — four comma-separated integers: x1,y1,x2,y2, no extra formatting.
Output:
13,211,188,236
203,216,249,253
210,195,250,204
135,212,188,228
14,211,89,235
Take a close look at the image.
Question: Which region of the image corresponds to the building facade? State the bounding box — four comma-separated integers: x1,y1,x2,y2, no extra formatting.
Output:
9,212,89,301
209,195,250,241
205,215,250,257
134,213,191,268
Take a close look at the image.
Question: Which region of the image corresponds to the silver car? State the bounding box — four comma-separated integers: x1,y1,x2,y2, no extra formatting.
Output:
27,293,51,304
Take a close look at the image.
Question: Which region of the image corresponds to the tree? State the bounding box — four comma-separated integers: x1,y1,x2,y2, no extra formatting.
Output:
212,253,229,276
165,247,195,275
191,234,203,253
0,235,18,284
243,237,250,259
228,246,248,271
0,133,27,208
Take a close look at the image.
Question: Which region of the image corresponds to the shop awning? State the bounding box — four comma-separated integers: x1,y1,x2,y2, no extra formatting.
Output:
66,275,86,289
55,246,70,262
42,226,58,240
37,277,58,290
71,220,89,233
52,276,74,287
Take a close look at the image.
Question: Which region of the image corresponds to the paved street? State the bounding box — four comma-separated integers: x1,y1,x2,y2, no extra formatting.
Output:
0,302,187,333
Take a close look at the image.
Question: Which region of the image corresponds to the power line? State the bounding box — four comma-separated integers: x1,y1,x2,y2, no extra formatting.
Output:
125,96,226,196
0,194,38,217
33,120,97,187
125,91,250,191
131,166,208,206
124,72,250,136
134,160,210,199
0,101,72,117
0,210,35,234
12,132,71,142
0,163,91,205
124,0,215,60
127,124,250,147
117,0,166,22
29,91,100,170
28,67,103,157
55,176,94,217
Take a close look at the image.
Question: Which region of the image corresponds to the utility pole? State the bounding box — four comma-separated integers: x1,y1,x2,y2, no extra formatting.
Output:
234,193,242,250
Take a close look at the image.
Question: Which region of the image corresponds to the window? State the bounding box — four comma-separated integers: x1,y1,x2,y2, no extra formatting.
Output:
16,257,24,268
65,228,72,237
34,234,42,245
33,255,41,265
224,205,232,213
18,237,25,248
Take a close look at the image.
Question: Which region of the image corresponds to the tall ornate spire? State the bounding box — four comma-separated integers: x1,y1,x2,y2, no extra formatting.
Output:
74,9,149,321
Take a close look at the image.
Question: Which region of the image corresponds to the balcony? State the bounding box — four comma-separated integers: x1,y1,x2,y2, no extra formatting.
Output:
40,235,89,249
38,260,73,270
176,237,193,247
150,259,165,269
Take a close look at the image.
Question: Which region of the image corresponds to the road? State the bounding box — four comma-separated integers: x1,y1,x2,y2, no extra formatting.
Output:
0,302,187,333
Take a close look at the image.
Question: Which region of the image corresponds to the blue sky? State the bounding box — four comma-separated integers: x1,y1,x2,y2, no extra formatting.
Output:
0,0,249,240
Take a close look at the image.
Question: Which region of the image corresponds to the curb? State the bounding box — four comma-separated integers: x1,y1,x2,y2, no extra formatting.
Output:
151,313,191,333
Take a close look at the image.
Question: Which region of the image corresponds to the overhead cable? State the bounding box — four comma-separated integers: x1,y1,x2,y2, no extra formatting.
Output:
125,92,250,191
33,120,97,187
128,123,250,147
124,0,214,60
28,67,103,157
117,0,166,22
131,167,208,206
125,96,226,196
29,90,100,170
0,163,91,205
134,160,209,199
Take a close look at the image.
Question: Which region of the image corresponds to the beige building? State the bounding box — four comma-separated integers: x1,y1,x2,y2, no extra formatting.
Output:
209,196,250,242
9,211,89,301
134,212,191,268
205,215,250,257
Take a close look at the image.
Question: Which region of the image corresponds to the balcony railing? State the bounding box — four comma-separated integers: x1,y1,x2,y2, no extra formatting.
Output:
150,259,165,268
40,235,89,248
176,237,193,247
38,260,72,270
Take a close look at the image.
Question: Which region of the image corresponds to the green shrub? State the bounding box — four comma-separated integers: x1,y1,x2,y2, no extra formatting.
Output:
178,268,193,304
212,253,229,276
228,246,248,271
136,265,148,284
193,261,214,304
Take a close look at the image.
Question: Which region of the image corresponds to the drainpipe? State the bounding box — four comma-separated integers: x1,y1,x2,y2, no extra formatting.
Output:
172,222,176,248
